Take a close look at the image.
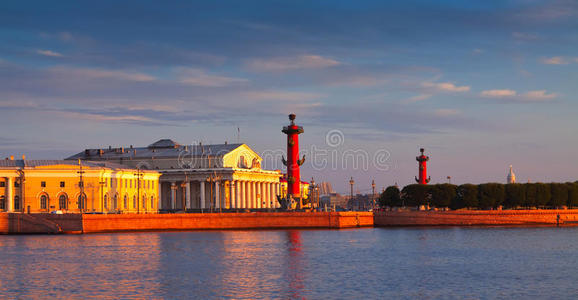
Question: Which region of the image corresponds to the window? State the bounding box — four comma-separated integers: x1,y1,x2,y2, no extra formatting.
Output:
133,195,137,209
104,195,108,209
60,181,65,188
78,194,86,210
110,178,113,187
41,181,46,188
113,195,118,209
14,196,20,210
150,196,154,209
0,181,5,187
40,195,48,210
59,194,67,210
142,196,146,210
0,196,5,210
14,181,20,188
124,195,128,209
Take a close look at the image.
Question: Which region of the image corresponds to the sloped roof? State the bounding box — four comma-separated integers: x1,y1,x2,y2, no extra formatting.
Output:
65,139,244,160
0,159,133,170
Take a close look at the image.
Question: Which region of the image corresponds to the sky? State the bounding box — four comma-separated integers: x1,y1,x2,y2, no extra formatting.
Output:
1,0,577,193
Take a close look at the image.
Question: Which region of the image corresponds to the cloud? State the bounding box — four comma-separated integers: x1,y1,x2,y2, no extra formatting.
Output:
541,56,568,65
480,89,557,102
36,49,63,57
422,82,470,92
246,55,341,72
49,67,156,82
240,90,325,102
177,68,248,87
433,108,461,117
404,94,432,103
481,89,517,97
512,32,539,41
522,90,557,101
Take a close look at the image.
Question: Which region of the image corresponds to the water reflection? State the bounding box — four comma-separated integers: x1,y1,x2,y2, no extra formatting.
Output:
2,228,578,299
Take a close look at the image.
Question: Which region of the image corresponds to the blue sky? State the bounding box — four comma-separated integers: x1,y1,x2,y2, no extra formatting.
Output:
1,0,577,193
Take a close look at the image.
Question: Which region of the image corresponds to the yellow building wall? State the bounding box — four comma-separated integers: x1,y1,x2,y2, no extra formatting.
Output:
1,165,160,214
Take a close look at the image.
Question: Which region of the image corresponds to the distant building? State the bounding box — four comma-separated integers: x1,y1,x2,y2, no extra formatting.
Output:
0,159,160,213
318,181,333,195
507,165,516,184
67,139,282,210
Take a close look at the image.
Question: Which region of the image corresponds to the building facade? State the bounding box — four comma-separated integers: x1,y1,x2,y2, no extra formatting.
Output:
67,139,282,210
0,159,161,213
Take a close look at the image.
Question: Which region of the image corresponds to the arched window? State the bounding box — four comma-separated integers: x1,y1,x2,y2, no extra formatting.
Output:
104,194,108,209
59,194,67,210
0,196,5,210
124,195,128,209
150,196,154,210
14,196,20,210
113,194,118,209
40,194,48,210
142,195,146,210
78,194,86,210
133,195,137,209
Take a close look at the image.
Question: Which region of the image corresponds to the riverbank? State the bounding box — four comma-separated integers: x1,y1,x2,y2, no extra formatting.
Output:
3,209,578,234
0,211,374,234
374,209,578,226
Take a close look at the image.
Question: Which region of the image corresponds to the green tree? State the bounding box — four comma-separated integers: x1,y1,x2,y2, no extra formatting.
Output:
525,183,537,208
535,183,551,207
478,183,505,209
401,184,430,207
505,184,526,209
455,184,478,209
567,182,578,208
431,184,457,208
549,183,568,208
379,185,401,207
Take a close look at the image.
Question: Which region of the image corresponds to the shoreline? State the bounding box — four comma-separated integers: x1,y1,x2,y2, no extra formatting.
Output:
2,209,578,234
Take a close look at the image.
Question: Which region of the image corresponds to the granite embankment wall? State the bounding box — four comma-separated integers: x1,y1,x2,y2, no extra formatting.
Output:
0,212,373,234
374,209,578,226
0,213,83,234
82,212,373,233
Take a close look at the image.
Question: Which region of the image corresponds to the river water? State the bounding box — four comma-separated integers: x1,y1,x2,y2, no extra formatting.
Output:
1,227,577,299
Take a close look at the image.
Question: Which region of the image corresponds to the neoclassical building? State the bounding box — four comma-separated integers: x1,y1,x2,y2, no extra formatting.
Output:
0,159,161,213
67,139,282,210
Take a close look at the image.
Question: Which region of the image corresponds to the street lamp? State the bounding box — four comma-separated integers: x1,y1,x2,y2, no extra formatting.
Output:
371,179,376,210
349,177,355,211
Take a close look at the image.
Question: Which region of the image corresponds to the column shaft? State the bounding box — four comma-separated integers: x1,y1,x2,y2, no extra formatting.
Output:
7,177,14,212
200,181,206,209
170,182,176,210
215,181,221,208
185,181,191,209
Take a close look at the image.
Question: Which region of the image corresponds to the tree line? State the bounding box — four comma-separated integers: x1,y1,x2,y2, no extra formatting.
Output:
379,182,578,210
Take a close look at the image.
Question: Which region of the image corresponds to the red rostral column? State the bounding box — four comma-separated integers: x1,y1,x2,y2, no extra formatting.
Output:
282,114,305,198
415,148,431,184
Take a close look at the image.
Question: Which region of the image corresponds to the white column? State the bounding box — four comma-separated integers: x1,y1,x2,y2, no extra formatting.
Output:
200,181,206,209
170,182,176,210
185,181,191,209
229,180,236,208
265,183,271,208
235,181,241,209
7,177,14,212
245,181,250,208
251,181,257,208
254,182,260,209
241,181,246,208
158,181,162,209
215,181,220,209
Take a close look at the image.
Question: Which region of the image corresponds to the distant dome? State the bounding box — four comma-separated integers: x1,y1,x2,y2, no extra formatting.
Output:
507,165,516,184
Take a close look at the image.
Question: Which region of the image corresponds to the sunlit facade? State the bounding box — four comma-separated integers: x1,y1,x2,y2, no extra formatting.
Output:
67,139,282,210
0,159,161,213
